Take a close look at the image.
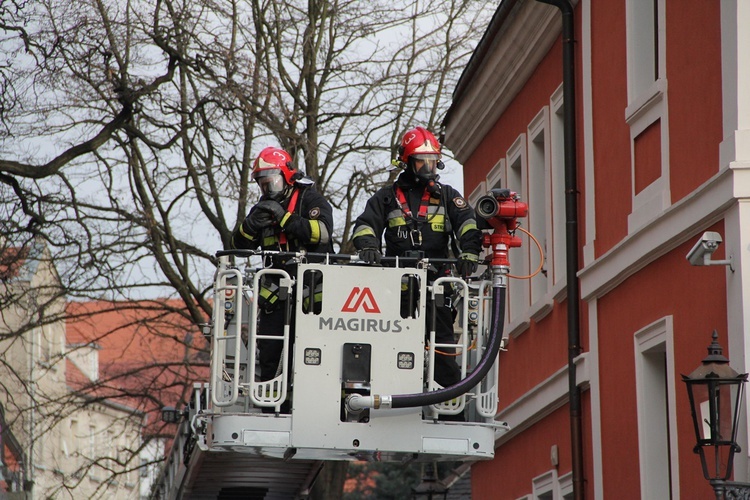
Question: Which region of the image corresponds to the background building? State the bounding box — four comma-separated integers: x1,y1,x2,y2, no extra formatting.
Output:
444,0,750,498
1,239,206,499
0,240,145,499
66,299,209,499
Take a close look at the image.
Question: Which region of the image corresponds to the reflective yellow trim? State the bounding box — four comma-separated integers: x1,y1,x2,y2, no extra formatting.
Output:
259,287,278,304
459,222,478,237
263,235,279,246
280,212,292,226
424,214,445,232
303,292,324,308
353,227,376,239
388,216,407,227
309,220,321,244
458,252,480,262
239,225,257,241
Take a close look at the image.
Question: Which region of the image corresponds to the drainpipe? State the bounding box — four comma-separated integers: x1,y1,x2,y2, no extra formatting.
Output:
535,1,584,498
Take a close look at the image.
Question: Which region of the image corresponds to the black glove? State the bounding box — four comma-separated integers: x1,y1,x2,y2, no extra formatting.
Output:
245,208,276,233
255,200,287,224
359,248,382,265
455,253,479,278
280,213,304,239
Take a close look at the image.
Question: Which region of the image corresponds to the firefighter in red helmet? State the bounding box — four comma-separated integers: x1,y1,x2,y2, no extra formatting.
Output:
232,146,333,252
231,146,333,412
398,126,443,186
351,127,482,420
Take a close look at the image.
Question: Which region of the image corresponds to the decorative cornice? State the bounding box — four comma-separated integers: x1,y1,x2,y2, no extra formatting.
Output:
444,1,561,163
495,353,589,446
579,168,735,301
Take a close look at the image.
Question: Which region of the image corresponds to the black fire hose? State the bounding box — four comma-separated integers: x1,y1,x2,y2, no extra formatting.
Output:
346,282,506,412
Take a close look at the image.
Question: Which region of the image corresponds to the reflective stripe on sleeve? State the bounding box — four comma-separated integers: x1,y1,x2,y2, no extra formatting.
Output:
353,226,376,239
308,219,321,244
318,222,330,244
239,225,257,241
458,220,478,237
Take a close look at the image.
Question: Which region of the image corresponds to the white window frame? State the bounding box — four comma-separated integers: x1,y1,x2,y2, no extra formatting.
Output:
486,158,505,190
527,107,552,322
626,0,659,102
533,470,556,499
533,469,573,499
468,181,488,207
519,470,575,500
625,0,670,232
549,84,567,300
558,472,573,499
505,134,530,337
634,315,680,499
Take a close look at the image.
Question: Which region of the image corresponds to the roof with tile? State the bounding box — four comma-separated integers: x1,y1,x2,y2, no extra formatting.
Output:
66,299,210,436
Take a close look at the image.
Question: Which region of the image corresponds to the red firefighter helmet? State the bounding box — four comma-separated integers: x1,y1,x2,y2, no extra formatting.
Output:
252,146,296,199
398,127,442,182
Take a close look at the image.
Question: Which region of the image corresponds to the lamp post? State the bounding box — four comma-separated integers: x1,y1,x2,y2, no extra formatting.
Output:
683,331,750,499
411,462,448,500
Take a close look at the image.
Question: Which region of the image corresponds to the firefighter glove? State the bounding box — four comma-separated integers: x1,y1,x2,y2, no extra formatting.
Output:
456,253,479,278
255,200,287,224
359,248,382,265
246,207,276,233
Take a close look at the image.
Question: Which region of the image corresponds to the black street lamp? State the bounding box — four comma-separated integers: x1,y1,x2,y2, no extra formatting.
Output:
683,331,750,499
412,463,448,500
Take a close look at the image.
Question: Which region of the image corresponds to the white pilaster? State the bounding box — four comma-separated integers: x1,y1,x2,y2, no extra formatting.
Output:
720,0,750,482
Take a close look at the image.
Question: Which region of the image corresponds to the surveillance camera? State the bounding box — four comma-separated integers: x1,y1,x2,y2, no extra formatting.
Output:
686,231,723,266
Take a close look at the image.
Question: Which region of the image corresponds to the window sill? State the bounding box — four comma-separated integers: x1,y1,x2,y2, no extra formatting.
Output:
529,297,553,323
625,78,667,128
507,317,531,338
625,78,670,234
551,279,567,303
507,288,560,336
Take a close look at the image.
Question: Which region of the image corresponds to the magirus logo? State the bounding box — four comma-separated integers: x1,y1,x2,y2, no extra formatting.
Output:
317,287,402,332
341,287,380,313
318,316,402,333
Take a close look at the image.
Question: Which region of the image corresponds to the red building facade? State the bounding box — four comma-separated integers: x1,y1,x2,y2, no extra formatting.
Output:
444,0,750,498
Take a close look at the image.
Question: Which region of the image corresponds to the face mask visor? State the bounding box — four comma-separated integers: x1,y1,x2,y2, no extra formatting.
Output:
411,154,440,181
254,169,287,199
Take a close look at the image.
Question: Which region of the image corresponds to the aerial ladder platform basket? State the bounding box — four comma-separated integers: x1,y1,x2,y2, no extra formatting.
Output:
152,188,526,499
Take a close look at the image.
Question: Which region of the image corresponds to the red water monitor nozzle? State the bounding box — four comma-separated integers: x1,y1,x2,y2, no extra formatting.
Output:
476,188,528,267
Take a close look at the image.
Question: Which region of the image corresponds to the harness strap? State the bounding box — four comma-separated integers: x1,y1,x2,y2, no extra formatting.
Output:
278,188,300,247
394,185,431,221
